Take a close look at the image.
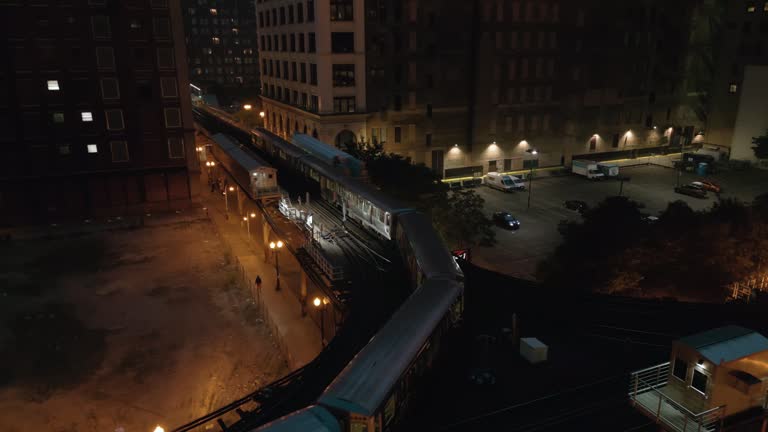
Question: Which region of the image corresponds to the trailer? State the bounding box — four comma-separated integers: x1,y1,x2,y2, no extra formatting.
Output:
571,160,605,180
597,163,620,177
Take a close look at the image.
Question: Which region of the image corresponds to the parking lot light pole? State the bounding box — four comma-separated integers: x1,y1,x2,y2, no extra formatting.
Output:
225,185,234,217
526,148,538,210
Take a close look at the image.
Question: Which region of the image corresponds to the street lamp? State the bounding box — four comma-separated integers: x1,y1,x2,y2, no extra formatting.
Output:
313,296,329,346
153,427,165,432
224,185,234,216
526,148,538,210
259,111,266,118
243,103,253,110
244,212,256,238
269,240,284,291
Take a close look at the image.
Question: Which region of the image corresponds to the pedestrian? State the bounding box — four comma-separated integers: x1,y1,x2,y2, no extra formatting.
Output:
255,275,262,291
210,180,215,192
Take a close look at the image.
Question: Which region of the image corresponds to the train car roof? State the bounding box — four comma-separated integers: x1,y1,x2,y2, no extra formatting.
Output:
318,279,462,416
253,127,309,159
212,133,275,172
250,405,340,432
396,212,463,279
292,133,362,164
338,176,411,214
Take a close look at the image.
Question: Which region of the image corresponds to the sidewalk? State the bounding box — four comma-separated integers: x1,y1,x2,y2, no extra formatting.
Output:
199,173,322,371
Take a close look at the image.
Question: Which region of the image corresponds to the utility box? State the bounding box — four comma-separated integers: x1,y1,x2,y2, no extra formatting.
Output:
520,337,548,364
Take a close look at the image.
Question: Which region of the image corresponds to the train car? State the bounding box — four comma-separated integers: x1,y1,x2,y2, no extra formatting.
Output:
318,279,463,432
394,212,464,288
251,405,341,432
292,133,366,178
210,133,280,201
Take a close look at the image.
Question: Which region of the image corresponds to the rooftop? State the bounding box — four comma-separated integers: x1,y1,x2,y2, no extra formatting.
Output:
678,325,768,364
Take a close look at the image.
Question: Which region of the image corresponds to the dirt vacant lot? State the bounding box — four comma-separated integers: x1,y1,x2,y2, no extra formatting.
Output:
0,218,287,432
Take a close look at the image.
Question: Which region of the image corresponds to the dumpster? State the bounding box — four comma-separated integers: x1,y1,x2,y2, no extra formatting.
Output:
697,162,708,176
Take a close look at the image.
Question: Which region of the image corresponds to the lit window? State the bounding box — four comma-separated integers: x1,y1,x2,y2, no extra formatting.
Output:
729,83,738,93
212,37,221,45
81,111,93,122
747,3,756,12
765,2,768,11
47,80,60,91
87,144,98,153
52,112,65,123
210,8,218,15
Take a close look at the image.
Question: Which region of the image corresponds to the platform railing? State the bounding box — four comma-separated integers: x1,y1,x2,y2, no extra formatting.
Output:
629,362,725,432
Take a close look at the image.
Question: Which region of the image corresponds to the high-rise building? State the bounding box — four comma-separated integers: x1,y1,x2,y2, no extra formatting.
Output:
182,0,260,98
691,0,768,162
0,0,199,224
257,0,746,179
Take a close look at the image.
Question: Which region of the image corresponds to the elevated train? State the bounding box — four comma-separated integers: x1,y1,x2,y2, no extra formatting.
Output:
194,105,463,432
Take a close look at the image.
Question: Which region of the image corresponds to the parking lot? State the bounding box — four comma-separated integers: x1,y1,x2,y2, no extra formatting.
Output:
473,164,768,280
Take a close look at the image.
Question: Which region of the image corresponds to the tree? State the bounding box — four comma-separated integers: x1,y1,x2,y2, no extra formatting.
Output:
752,130,768,159
540,196,768,301
431,190,496,249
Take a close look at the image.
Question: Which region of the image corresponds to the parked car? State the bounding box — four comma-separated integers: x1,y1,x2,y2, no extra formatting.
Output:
493,212,521,230
641,214,660,224
674,185,707,199
564,200,588,213
690,180,721,193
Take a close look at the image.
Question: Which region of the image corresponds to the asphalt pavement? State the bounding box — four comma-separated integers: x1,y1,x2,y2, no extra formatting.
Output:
472,165,768,280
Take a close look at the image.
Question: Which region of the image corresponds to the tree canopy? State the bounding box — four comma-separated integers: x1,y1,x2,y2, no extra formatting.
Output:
342,140,495,249
540,196,768,302
752,130,768,160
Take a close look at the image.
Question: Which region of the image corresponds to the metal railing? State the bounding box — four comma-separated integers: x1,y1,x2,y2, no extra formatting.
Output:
629,362,725,432
305,239,345,281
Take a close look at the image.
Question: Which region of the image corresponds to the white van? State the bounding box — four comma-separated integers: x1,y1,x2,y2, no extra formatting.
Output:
485,172,526,192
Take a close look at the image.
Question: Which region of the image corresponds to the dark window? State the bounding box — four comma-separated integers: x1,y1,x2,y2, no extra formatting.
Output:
308,32,316,52
333,64,355,86
393,94,402,111
288,5,295,23
331,0,354,21
394,126,402,143
645,114,653,128
692,369,708,394
611,133,619,148
425,133,432,147
307,0,315,22
333,96,356,113
331,32,354,53
259,12,264,27
297,3,304,22
280,7,286,24
310,63,318,85
273,34,278,50
299,33,305,52
426,103,432,117
672,357,687,381
275,61,281,78
300,63,307,83
310,95,319,112
648,92,656,103
290,34,296,51
291,62,297,80
589,136,597,150
504,159,512,170
489,160,497,171
281,34,287,51
272,9,277,25
283,61,289,79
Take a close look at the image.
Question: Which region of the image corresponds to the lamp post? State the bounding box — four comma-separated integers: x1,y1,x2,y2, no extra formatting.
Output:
245,212,255,238
526,148,538,210
243,103,253,111
224,185,234,216
313,296,329,346
269,240,283,291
